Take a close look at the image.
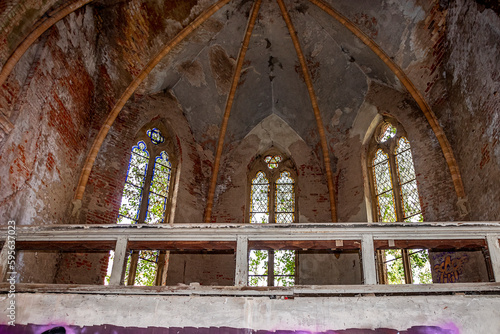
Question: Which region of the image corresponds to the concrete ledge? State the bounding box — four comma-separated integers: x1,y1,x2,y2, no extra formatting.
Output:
2,282,500,296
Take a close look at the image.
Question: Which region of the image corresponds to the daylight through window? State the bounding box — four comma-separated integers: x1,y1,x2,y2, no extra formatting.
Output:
369,121,429,284
117,127,175,225
249,152,296,224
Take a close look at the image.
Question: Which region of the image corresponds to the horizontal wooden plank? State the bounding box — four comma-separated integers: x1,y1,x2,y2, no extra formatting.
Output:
249,240,361,250
374,239,486,250
128,240,236,250
16,240,116,251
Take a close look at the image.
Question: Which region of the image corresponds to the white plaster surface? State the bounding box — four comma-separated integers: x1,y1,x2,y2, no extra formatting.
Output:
2,293,500,333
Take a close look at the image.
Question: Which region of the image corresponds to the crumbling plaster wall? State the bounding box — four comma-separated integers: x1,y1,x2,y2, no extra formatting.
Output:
441,0,500,220
80,92,209,225
211,114,332,223
5,293,500,333
0,0,61,66
361,82,460,222
0,6,100,284
0,6,97,224
212,81,460,224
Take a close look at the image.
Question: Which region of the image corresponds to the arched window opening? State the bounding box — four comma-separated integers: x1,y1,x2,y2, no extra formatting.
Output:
247,151,297,224
117,125,177,225
247,150,297,287
368,120,430,285
369,121,422,223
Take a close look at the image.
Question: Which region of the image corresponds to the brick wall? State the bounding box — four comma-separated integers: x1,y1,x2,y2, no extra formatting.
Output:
442,0,500,220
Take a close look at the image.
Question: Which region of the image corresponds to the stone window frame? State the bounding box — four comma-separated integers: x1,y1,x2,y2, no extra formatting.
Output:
367,118,423,223
245,148,299,224
367,117,425,284
118,120,179,225
116,120,179,286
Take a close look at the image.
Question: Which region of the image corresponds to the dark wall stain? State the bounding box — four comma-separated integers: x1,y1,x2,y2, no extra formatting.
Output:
209,44,235,95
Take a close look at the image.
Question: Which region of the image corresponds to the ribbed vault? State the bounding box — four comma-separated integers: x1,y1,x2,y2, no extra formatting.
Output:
0,0,473,223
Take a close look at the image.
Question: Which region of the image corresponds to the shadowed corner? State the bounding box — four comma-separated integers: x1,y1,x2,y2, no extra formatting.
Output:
42,327,66,334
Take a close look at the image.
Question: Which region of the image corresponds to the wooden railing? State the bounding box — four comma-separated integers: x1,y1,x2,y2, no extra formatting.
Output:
1,222,500,293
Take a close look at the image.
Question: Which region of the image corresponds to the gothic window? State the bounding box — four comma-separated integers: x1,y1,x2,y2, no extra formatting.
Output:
368,120,430,284
369,121,422,223
117,126,177,224
248,151,297,224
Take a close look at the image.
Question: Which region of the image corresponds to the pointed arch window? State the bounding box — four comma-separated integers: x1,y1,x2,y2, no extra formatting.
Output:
368,120,430,285
369,122,422,223
117,127,177,224
248,152,297,224
248,151,298,287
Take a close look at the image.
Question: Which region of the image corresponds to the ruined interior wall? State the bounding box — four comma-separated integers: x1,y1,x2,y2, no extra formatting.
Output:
166,253,235,286
429,250,490,283
5,293,500,333
298,251,362,285
80,92,209,225
0,6,97,224
441,0,500,220
211,115,331,223
361,83,460,222
0,0,62,66
0,7,99,284
14,251,60,284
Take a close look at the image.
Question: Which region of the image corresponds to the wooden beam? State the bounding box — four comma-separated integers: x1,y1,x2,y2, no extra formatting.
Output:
235,235,249,286
16,240,115,251
276,0,337,222
374,239,486,250
204,0,262,223
487,234,500,282
4,282,500,296
126,250,139,286
4,222,500,244
362,234,377,284
74,0,231,202
109,237,128,286
128,240,236,251
0,241,9,282
249,239,360,250
308,0,466,202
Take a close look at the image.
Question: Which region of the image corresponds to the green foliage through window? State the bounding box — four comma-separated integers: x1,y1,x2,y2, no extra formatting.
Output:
250,172,270,224
118,141,149,224
384,249,432,284
248,250,295,286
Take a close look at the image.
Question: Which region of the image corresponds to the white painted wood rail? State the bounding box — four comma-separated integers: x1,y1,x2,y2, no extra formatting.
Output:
1,222,500,287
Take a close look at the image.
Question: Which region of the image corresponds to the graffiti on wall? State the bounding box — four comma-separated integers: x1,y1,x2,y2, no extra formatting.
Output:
433,255,469,283
0,324,460,334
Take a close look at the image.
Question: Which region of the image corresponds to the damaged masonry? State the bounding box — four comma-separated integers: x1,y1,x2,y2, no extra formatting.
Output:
0,0,500,333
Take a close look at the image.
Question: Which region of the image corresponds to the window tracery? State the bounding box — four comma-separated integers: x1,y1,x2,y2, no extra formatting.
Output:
248,150,297,224
117,124,177,225
368,119,430,284
369,121,422,223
